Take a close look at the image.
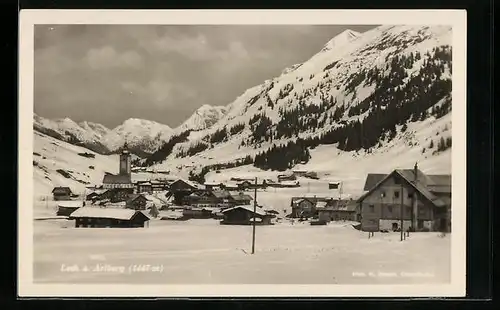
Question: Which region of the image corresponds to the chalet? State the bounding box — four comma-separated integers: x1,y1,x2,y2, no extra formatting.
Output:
220,205,273,225
52,187,73,201
69,207,150,228
169,179,201,192
291,197,317,218
229,192,253,206
56,200,83,216
126,194,149,210
136,181,153,194
357,163,451,232
204,181,223,191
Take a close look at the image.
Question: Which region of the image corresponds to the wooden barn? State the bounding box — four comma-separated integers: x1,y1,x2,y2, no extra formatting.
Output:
357,163,451,232
125,194,149,210
220,205,273,225
52,187,73,201
56,200,83,216
69,207,150,228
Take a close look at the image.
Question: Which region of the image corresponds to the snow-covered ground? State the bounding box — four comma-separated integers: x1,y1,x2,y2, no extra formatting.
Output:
33,219,450,284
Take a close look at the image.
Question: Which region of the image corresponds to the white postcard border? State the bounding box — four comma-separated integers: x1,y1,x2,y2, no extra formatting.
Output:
18,9,467,297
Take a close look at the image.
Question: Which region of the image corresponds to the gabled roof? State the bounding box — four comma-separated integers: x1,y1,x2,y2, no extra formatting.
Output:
358,169,451,207
170,178,203,190
57,200,83,208
52,186,72,194
222,205,266,216
70,207,149,221
103,174,132,184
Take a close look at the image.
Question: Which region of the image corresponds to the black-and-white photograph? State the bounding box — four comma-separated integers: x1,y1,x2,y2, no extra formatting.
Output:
19,10,466,297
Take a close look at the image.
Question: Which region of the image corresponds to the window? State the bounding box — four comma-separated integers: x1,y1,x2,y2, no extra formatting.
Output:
406,206,412,214
394,191,400,199
387,205,393,213
369,205,375,212
380,191,386,198
394,177,401,185
408,192,413,199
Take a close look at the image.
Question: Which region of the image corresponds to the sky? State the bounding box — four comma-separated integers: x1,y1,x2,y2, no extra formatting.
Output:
34,25,377,129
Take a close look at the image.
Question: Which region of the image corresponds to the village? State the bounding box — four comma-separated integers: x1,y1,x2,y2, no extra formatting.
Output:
49,143,452,234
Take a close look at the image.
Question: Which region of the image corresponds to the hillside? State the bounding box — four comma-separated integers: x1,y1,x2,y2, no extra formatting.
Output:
145,25,452,182
32,131,118,199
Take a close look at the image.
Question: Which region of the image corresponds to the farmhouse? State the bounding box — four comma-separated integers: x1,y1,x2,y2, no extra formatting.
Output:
52,187,73,201
56,200,83,216
357,163,451,232
220,205,273,225
69,207,150,228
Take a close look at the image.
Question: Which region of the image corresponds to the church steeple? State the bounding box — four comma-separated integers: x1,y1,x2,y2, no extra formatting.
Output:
119,140,131,177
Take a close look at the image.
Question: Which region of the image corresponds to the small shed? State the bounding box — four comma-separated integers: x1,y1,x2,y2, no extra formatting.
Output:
56,200,83,216
52,187,73,201
69,207,150,228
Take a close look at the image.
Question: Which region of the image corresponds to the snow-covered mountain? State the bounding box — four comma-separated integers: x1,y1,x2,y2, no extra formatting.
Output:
176,104,228,132
100,118,173,155
33,114,111,154
145,25,453,180
33,115,175,156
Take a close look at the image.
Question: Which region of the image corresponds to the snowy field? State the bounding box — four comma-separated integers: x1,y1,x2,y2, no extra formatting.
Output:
33,219,450,284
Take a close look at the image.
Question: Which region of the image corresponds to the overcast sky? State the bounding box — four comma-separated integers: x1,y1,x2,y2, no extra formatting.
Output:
34,25,377,129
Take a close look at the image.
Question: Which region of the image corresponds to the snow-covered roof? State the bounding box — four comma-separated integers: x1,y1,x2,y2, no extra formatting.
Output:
57,200,83,208
280,180,299,186
222,205,267,216
69,207,145,220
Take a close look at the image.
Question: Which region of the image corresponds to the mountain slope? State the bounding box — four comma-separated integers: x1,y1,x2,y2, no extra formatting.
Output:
176,104,228,132
146,25,453,180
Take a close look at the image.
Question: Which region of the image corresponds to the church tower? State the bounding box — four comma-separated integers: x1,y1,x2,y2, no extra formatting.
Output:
119,142,131,177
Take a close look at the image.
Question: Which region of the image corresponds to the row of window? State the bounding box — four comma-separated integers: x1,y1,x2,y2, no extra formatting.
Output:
380,190,414,199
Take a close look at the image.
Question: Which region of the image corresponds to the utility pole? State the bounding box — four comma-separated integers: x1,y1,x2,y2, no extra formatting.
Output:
251,177,257,254
400,181,404,241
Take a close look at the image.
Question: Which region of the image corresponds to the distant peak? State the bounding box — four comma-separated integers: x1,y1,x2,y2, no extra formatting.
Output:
321,29,361,52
